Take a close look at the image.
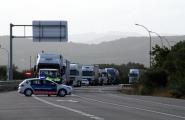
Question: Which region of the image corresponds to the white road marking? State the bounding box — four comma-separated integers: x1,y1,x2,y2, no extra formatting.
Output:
74,94,185,119
71,94,76,96
108,94,185,109
33,96,104,120
56,99,79,103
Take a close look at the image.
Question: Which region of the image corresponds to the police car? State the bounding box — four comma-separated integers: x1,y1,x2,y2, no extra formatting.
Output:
18,78,72,97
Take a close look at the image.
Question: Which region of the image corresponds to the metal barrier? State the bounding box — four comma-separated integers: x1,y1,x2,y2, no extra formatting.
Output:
0,80,23,92
119,84,133,89
118,84,135,94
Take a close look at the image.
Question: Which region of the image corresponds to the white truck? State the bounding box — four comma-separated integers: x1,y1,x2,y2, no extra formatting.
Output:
105,68,119,85
69,63,82,87
62,59,70,85
34,53,63,84
128,69,140,83
98,69,108,85
82,65,99,85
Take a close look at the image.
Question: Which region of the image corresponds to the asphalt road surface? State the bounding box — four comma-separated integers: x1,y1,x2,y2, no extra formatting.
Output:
0,85,185,120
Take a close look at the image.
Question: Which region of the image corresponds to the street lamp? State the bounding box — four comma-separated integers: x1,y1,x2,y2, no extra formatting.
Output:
162,36,171,49
150,31,171,49
0,45,10,80
150,31,164,48
135,24,152,68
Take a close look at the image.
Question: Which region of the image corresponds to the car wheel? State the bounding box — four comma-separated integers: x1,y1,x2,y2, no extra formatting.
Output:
58,89,66,97
24,89,33,97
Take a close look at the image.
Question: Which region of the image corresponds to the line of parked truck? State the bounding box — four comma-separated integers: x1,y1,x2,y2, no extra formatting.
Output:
32,52,120,87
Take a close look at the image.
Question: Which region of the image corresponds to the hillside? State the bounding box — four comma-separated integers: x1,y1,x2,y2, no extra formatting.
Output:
0,35,184,70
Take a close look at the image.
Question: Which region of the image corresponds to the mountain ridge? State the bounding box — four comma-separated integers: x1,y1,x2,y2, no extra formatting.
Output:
0,35,184,70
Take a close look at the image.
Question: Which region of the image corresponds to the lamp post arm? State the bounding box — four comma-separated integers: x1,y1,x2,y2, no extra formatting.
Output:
150,31,164,47
162,37,171,49
135,24,150,33
135,24,152,68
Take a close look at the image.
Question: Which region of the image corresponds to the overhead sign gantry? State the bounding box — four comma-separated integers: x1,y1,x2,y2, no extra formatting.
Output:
9,20,68,80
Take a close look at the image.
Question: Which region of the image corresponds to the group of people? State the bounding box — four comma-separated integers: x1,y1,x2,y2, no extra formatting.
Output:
40,71,62,84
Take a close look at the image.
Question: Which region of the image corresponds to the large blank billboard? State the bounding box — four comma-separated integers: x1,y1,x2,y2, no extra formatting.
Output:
32,21,68,42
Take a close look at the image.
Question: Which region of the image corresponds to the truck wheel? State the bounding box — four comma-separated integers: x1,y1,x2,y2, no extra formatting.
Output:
24,89,33,97
58,89,66,97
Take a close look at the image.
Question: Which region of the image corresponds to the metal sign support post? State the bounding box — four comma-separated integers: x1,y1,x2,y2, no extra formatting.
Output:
9,23,13,80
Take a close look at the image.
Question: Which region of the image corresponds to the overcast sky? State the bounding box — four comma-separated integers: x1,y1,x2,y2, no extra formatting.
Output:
1,0,185,36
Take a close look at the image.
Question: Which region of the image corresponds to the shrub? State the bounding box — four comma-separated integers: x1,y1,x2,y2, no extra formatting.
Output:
168,74,185,98
137,70,168,95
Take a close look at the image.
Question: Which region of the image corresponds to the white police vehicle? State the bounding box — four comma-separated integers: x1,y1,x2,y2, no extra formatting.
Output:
18,78,72,97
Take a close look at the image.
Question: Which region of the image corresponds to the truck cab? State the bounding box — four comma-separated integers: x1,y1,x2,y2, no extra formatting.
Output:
82,65,99,85
98,69,108,85
70,63,82,87
128,69,139,83
105,68,117,85
34,53,63,83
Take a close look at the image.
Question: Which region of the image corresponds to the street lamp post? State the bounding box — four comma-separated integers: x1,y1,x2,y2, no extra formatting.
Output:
0,45,10,80
150,31,171,49
10,23,13,80
135,24,152,68
150,31,164,48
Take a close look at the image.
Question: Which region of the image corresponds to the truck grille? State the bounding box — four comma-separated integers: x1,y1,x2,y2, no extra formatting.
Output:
70,77,75,81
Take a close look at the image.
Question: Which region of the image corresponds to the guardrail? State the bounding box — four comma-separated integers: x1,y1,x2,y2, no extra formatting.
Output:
119,84,133,89
118,84,135,94
0,80,23,92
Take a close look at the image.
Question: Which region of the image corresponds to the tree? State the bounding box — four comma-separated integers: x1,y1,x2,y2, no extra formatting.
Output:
0,65,26,80
151,44,170,69
163,41,185,75
0,65,6,80
146,41,185,98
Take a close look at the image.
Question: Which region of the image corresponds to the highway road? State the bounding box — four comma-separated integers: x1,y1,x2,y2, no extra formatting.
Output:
0,85,185,120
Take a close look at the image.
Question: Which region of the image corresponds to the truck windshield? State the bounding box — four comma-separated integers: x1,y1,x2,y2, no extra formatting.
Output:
38,64,60,69
82,71,94,76
107,70,115,76
70,70,79,76
40,70,58,78
129,73,139,77
101,72,107,77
